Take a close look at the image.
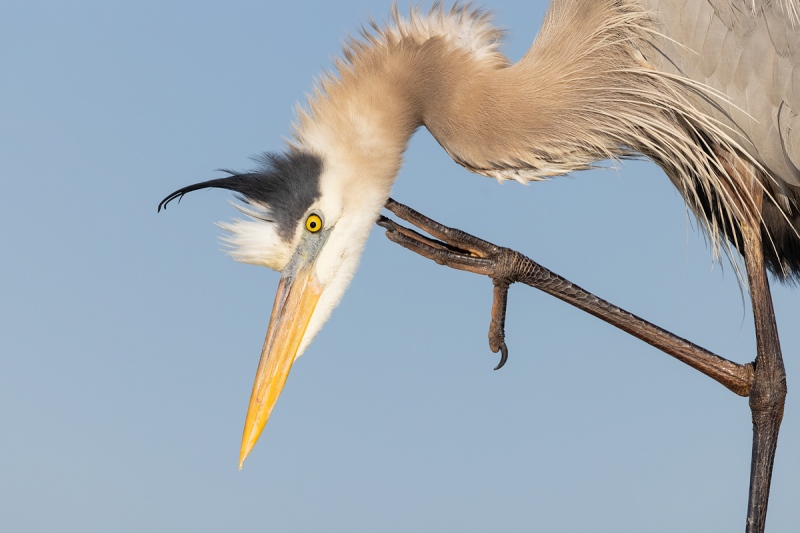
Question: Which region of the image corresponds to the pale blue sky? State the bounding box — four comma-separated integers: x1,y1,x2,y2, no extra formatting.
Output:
2,1,798,531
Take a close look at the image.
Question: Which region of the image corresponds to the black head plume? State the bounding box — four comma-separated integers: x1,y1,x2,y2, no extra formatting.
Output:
159,151,323,241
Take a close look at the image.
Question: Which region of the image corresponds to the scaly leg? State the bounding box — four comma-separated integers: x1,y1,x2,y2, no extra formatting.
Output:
377,198,753,395
741,196,787,533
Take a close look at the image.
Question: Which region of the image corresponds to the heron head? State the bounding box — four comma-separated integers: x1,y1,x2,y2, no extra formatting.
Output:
159,148,392,467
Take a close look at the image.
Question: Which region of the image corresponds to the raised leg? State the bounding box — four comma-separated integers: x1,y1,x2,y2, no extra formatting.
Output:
378,198,753,395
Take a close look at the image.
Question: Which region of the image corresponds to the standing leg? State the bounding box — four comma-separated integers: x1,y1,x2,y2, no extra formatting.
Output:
742,194,787,533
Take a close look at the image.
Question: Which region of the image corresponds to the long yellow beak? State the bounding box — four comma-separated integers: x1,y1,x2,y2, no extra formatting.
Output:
238,262,322,469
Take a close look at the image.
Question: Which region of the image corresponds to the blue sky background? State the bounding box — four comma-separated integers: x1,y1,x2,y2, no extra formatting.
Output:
2,1,798,531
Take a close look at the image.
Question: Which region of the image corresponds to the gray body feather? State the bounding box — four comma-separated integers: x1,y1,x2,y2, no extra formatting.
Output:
642,0,800,278
645,0,799,187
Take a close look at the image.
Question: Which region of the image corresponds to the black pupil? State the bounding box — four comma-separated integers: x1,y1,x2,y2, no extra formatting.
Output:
310,220,317,229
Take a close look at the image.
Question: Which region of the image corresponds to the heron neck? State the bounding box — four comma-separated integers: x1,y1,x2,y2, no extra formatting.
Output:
293,2,648,186
290,42,430,199
418,2,652,181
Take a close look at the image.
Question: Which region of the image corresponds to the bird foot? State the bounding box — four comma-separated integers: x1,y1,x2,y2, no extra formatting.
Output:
377,198,523,370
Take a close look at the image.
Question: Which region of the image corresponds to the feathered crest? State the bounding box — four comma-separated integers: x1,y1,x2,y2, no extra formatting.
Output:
159,151,323,243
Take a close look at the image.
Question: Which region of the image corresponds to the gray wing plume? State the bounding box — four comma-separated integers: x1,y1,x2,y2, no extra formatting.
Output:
641,0,800,278
644,0,800,187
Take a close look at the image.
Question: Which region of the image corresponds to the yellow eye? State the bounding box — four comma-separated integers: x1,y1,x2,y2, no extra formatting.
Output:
305,214,323,233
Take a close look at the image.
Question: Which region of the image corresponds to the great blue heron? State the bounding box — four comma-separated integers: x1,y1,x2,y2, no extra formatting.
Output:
159,1,798,531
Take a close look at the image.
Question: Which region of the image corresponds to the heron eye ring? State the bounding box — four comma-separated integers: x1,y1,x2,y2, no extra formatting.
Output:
305,214,323,233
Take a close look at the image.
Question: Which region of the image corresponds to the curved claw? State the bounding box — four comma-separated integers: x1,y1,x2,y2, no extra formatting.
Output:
493,342,508,371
